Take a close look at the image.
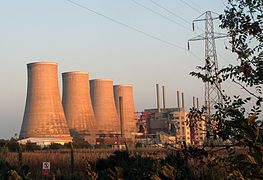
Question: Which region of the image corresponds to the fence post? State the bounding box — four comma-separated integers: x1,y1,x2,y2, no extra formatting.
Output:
70,142,74,173
18,143,23,166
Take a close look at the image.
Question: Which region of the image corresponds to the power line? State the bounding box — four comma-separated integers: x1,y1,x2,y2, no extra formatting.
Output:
187,0,206,12
147,1,230,66
66,0,203,64
149,0,204,33
130,0,210,64
189,51,203,63
179,0,202,14
149,0,190,25
66,0,186,50
130,0,191,32
148,0,228,65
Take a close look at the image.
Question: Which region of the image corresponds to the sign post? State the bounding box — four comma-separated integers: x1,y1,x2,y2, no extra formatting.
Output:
42,162,50,175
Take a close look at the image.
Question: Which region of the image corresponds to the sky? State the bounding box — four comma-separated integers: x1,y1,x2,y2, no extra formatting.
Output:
0,0,241,139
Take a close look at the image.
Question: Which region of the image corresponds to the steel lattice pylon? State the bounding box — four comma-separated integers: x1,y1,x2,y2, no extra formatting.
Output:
188,11,227,142
204,11,222,118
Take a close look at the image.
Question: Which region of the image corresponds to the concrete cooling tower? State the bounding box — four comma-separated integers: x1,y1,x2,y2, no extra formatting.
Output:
62,72,96,139
90,79,120,134
114,85,137,134
19,62,72,143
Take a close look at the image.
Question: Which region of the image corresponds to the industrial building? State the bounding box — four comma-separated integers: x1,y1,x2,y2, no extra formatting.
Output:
62,72,96,142
19,62,72,145
19,62,137,146
143,108,191,146
18,61,205,147
138,84,206,147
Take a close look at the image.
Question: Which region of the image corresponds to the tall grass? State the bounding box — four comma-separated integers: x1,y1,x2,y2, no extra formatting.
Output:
3,148,168,176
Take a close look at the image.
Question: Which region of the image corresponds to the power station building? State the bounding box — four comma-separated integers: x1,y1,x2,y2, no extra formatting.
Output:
144,108,191,146
18,61,205,147
140,85,206,146
62,72,96,141
19,62,72,145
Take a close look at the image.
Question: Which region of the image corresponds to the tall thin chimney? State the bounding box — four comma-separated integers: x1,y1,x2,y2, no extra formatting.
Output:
119,96,124,137
193,96,196,108
177,91,180,108
197,97,200,109
181,92,185,109
162,86,166,112
156,84,160,113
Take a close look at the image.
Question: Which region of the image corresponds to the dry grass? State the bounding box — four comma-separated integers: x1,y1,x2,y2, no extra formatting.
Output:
3,148,168,176
2,147,251,178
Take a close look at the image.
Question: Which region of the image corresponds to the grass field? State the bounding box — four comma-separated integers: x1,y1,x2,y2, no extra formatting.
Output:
2,148,169,176
2,146,260,179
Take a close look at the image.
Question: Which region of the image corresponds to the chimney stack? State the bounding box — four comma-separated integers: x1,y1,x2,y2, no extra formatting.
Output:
197,97,200,109
156,84,160,113
119,96,124,137
177,91,180,108
162,85,166,112
193,96,196,108
181,92,185,109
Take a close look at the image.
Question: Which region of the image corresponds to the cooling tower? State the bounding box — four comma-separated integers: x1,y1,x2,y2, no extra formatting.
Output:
114,85,137,134
90,79,120,134
19,62,72,142
62,72,96,139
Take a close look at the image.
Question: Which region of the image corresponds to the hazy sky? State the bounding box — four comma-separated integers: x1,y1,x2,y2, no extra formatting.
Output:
0,0,239,139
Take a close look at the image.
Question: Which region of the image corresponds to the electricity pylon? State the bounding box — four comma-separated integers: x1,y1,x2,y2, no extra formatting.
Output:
188,11,227,143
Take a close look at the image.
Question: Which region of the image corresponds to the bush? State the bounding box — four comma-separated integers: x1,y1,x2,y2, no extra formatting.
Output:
24,142,41,152
49,143,64,150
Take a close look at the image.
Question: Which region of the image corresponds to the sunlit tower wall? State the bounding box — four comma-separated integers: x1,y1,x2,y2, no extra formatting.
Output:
114,85,137,135
19,62,72,142
90,79,120,134
62,72,96,139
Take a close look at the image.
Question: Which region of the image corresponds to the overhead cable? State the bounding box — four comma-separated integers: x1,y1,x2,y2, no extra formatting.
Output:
66,0,186,50
130,0,191,32
179,0,202,14
66,0,203,63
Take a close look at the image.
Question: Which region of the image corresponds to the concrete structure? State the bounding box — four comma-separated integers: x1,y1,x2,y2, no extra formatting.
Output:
162,86,166,112
114,85,137,134
156,84,161,113
90,79,119,134
177,91,180,108
19,62,72,143
144,108,191,146
169,110,191,145
62,72,96,140
195,119,206,145
191,96,206,145
181,92,185,109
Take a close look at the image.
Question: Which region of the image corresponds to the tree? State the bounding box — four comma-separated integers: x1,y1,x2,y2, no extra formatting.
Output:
190,0,263,178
